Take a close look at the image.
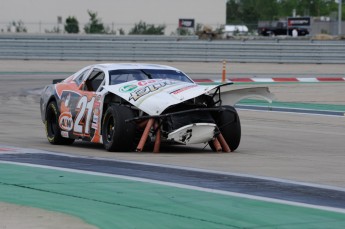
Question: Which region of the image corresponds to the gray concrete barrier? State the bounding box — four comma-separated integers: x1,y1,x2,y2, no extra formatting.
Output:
0,34,344,64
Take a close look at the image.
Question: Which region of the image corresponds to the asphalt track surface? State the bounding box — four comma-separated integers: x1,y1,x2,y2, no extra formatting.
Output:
2,151,345,209
1,60,345,228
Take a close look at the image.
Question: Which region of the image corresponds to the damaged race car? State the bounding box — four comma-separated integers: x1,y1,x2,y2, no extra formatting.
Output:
40,63,273,153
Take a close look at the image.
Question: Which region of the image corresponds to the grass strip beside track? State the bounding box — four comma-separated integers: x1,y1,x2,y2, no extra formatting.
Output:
0,163,345,229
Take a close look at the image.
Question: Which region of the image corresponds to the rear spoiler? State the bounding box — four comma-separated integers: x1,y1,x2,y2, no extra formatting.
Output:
52,79,64,84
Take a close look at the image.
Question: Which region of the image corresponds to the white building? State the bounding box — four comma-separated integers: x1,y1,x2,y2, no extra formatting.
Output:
0,0,226,35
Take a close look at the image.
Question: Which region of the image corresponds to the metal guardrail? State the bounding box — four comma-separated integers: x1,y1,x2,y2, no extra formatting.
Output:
0,34,345,63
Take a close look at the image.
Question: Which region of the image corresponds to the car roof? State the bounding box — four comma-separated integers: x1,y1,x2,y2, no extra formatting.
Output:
91,63,181,71
69,63,188,82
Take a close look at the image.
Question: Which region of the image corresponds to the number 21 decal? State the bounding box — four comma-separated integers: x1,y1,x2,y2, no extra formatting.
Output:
74,96,95,135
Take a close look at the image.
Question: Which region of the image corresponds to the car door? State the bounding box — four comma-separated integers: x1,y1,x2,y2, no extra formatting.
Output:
71,68,105,142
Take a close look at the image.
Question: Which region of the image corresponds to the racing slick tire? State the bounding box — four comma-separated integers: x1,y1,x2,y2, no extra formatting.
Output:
102,104,138,152
210,106,241,152
45,101,75,145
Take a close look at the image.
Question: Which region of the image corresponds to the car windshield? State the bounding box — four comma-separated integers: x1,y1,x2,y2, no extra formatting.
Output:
108,69,193,85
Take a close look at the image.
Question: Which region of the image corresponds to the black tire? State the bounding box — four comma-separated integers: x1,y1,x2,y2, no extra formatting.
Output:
45,101,75,145
210,106,241,152
102,104,138,152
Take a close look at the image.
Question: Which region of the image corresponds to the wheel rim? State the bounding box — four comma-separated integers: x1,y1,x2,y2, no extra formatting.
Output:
105,115,115,142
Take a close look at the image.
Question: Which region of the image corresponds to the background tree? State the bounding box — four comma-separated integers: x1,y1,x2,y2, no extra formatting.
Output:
255,0,279,20
240,0,260,29
226,0,241,23
7,20,27,33
278,0,337,17
227,0,279,22
45,26,61,33
226,0,344,26
84,10,106,34
176,28,193,36
65,16,79,33
129,21,165,35
118,28,125,35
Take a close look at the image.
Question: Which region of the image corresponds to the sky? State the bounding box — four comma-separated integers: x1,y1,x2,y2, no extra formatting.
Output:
0,0,226,34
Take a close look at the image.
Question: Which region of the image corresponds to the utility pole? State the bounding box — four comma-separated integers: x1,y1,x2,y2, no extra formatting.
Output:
339,0,342,35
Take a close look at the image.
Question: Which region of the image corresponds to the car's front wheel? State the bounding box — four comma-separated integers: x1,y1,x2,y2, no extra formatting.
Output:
102,104,138,152
45,101,75,145
210,106,241,152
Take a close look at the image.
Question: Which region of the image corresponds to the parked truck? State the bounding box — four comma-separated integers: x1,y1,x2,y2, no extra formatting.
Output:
258,21,309,36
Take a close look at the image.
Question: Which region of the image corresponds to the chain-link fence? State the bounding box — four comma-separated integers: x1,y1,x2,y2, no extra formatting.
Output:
0,21,226,36
1,20,344,37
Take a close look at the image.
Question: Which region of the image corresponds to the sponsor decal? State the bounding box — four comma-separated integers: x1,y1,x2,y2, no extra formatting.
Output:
93,108,100,116
59,112,74,131
91,122,98,130
93,114,99,123
179,19,195,28
55,83,81,99
137,79,157,86
288,17,311,26
119,84,138,93
129,80,176,101
170,85,197,95
60,131,69,138
94,100,101,107
179,129,193,144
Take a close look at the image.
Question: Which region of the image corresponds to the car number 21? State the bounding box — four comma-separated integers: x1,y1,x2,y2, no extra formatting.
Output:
74,96,95,135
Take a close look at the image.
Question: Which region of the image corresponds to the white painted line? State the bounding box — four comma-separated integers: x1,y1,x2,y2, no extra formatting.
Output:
1,144,345,192
197,78,345,84
251,78,274,83
296,78,319,82
1,160,345,214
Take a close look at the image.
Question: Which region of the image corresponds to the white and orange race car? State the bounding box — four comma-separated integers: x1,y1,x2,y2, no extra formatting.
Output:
40,63,273,152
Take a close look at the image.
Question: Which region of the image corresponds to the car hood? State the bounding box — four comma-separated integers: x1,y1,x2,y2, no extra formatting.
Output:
103,79,218,115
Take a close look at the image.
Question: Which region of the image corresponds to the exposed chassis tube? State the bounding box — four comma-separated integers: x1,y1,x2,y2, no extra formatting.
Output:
132,107,234,153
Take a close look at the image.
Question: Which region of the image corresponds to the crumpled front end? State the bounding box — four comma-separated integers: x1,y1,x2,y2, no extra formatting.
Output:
162,109,217,144
104,79,273,153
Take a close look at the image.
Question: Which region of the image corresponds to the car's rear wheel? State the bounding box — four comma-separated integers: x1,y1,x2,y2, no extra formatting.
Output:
210,106,241,152
45,101,74,145
102,104,138,152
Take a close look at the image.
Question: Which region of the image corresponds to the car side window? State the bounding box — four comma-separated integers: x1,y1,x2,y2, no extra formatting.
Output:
75,68,90,86
83,69,105,92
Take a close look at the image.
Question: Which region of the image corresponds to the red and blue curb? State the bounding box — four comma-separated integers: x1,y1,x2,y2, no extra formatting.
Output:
194,77,345,83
